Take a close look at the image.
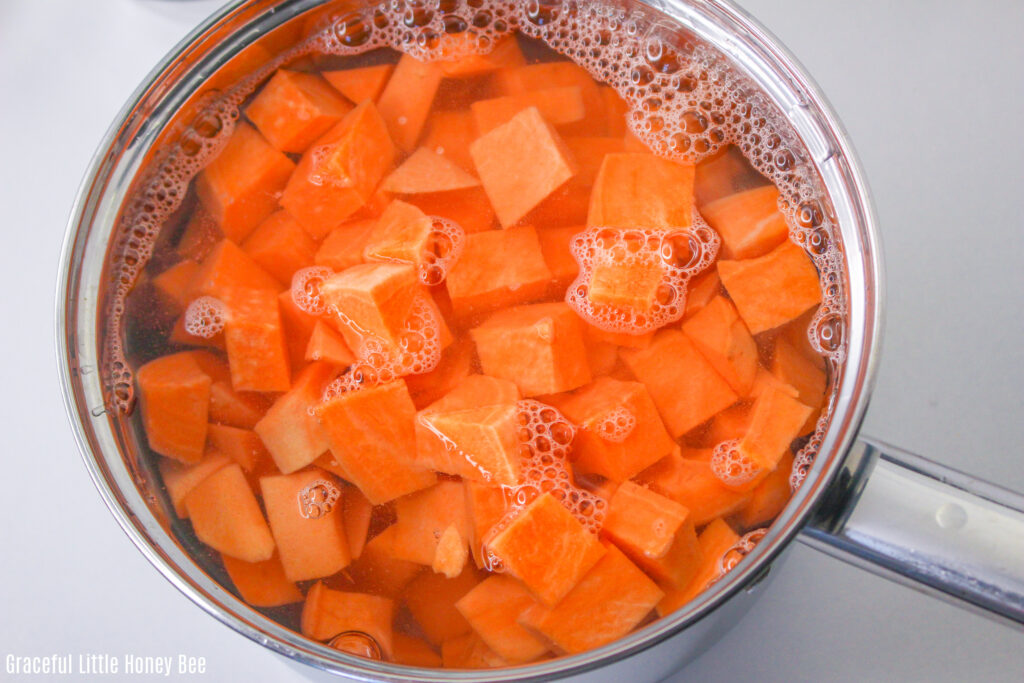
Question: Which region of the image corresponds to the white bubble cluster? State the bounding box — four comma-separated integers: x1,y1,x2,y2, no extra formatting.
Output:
709,438,761,488
566,218,719,333
418,217,465,286
483,400,606,573
717,527,768,577
321,294,443,399
593,407,636,443
291,265,336,316
183,296,226,339
297,478,342,519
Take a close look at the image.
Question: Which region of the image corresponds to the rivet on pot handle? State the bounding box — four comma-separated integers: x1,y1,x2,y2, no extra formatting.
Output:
800,436,1024,626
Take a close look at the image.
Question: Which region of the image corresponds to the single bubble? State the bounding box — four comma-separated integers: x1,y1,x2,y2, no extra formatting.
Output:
328,631,383,660
813,311,844,354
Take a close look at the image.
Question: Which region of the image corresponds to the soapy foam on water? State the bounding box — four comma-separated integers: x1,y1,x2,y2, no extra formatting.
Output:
104,0,845,490
479,399,607,571
566,217,719,333
362,215,466,286
716,527,768,579
291,265,336,315
593,406,636,443
297,478,342,519
709,438,761,488
182,296,226,339
321,293,443,399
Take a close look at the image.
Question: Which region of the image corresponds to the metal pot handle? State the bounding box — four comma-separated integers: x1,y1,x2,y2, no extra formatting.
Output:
799,436,1024,626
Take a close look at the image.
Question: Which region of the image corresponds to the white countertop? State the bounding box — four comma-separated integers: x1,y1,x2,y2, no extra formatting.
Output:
1,0,1021,680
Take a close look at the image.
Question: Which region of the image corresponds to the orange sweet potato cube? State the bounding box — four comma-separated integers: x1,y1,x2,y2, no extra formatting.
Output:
208,378,270,429
377,54,444,151
456,575,548,664
362,199,433,266
316,380,436,504
559,377,674,482
246,69,353,153
322,64,394,104
159,452,231,518
700,185,789,260
445,225,552,318
347,527,425,598
152,260,200,314
485,492,605,606
277,290,318,369
320,262,418,346
403,567,484,645
437,34,526,78
657,518,740,616
588,153,695,229
738,384,812,471
342,484,373,560
222,288,291,393
137,352,211,463
254,362,335,473
464,481,513,570
471,302,592,397
519,543,663,654
682,296,758,395
392,633,442,668
206,423,269,472
260,468,351,582
404,186,498,234
301,582,394,656
422,110,478,174
441,632,507,669
177,207,222,262
717,240,822,334
588,248,665,312
471,86,586,134
693,145,768,208
415,375,520,475
221,551,303,607
241,210,318,285
621,329,738,438
703,402,754,447
280,101,397,239
191,239,282,299
382,147,481,194
636,450,751,526
600,86,628,136
304,320,355,367
195,122,296,243
314,218,376,271
418,404,521,485
469,107,578,228
184,463,275,563
386,481,471,567
772,336,827,429
602,481,701,588
737,451,795,529
683,269,722,319
405,339,476,410
493,62,606,137
537,225,581,295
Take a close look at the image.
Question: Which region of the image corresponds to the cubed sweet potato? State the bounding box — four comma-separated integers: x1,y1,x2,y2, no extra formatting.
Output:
195,122,296,243
472,302,592,397
717,240,822,334
470,107,577,228
485,492,605,606
558,377,674,482
621,330,738,438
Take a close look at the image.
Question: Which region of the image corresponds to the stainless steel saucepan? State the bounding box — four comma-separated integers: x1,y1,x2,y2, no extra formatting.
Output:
56,1,1024,680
